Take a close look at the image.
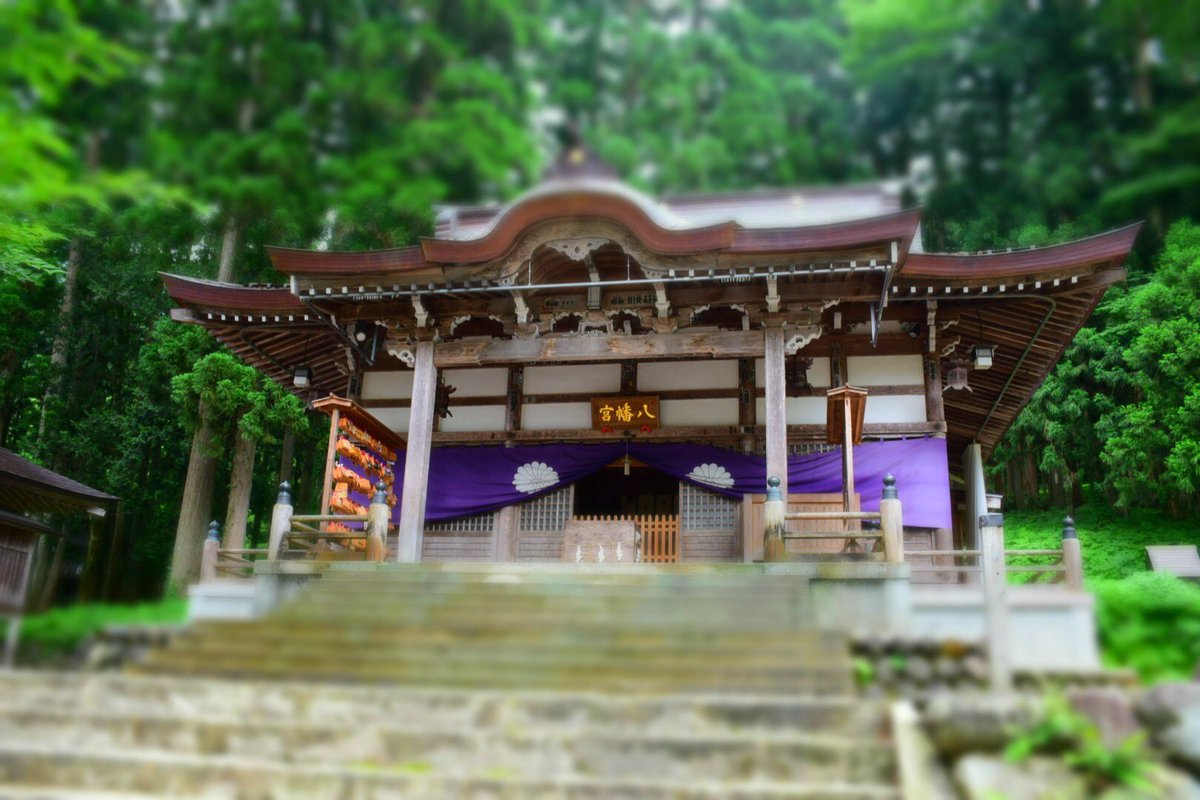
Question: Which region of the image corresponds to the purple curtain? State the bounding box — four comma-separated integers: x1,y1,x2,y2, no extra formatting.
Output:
387,437,951,529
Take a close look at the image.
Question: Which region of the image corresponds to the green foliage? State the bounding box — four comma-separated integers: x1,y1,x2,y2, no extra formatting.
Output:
1005,693,1159,793
0,0,141,279
171,351,308,445
1093,572,1200,682
1004,503,1200,582
852,656,875,688
6,599,187,657
994,221,1200,518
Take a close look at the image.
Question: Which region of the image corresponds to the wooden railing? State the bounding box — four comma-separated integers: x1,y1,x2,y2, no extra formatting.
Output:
762,474,904,564
903,516,1083,590
200,481,391,582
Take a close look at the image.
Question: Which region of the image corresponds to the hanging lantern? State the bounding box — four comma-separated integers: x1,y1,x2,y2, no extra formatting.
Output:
970,310,995,370
944,358,972,392
971,344,996,370
292,365,312,389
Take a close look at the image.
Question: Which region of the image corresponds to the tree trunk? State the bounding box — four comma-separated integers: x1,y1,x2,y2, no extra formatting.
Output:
223,426,256,551
216,215,240,283
37,237,83,444
38,132,101,447
168,401,220,590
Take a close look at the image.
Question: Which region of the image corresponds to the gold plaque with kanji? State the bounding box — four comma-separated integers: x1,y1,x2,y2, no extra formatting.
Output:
591,396,661,431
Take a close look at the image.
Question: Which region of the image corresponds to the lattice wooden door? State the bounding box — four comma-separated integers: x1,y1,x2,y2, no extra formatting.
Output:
637,515,680,563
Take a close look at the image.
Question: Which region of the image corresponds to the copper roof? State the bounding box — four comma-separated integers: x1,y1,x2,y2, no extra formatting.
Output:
160,273,307,313
0,447,118,515
901,223,1142,280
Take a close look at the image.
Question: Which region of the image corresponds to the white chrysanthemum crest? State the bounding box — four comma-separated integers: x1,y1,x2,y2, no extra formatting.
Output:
512,461,559,494
687,463,735,489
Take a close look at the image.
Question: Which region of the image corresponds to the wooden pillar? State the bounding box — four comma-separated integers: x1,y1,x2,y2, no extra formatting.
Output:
841,393,855,513
737,358,756,452
763,326,788,498
266,482,294,561
762,476,786,563
1062,516,1084,591
199,521,220,582
397,341,436,563
879,474,904,564
38,535,66,610
924,300,945,427
319,407,341,519
494,504,518,562
962,444,987,552
979,512,1012,691
505,366,523,437
365,482,389,562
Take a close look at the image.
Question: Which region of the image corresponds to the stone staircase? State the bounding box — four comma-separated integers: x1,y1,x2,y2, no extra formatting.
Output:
0,564,901,798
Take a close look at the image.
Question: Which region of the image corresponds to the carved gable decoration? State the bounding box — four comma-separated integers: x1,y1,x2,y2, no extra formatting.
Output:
544,237,611,261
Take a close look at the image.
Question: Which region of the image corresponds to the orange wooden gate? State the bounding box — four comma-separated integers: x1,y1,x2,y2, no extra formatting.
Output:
636,514,680,563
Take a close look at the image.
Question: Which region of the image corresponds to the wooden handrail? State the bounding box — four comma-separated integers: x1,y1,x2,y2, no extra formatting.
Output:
783,511,881,521
291,514,369,523
781,531,883,540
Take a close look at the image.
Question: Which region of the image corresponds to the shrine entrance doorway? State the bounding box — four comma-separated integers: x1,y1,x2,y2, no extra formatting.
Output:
572,460,680,563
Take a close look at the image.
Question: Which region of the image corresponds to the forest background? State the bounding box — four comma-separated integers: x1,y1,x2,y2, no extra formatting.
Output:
2,0,1199,600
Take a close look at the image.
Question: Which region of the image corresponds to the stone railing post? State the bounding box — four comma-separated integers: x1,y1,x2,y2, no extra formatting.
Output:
366,481,389,562
267,481,294,561
199,521,220,582
879,473,904,564
1062,516,1084,591
763,476,786,563
979,512,1012,691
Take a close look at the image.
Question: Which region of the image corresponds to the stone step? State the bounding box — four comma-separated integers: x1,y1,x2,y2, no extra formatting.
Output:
0,671,876,735
311,571,803,588
0,707,895,785
139,651,853,695
172,624,844,663
0,788,172,800
192,618,834,649
269,606,809,632
0,746,901,800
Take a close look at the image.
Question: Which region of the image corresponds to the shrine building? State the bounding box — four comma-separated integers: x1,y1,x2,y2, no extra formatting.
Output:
162,146,1139,570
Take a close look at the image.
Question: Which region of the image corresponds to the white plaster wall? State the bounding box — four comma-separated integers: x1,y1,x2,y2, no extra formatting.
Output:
847,354,922,387
754,397,826,425
755,357,831,388
438,405,506,432
364,406,410,432
362,370,414,401
863,395,926,424
520,402,591,430
661,398,738,426
524,364,620,395
639,360,737,391
441,367,507,398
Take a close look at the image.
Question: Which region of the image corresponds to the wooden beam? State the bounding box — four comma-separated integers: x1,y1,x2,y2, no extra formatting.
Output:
433,330,767,367
426,420,942,446
396,342,435,562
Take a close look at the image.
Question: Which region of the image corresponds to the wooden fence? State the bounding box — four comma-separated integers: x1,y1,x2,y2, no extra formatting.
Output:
637,515,680,563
